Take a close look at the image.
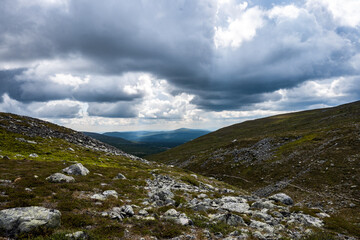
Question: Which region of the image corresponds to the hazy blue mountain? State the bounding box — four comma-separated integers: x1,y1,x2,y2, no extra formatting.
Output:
82,132,170,157
103,128,211,145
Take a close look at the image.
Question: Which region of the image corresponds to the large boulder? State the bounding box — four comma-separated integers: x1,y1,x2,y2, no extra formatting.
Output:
213,213,246,226
46,173,75,183
63,163,89,176
221,202,250,213
0,207,61,237
269,193,294,205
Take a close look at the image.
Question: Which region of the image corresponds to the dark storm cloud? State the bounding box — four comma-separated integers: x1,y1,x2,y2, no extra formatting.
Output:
87,102,137,118
0,0,359,113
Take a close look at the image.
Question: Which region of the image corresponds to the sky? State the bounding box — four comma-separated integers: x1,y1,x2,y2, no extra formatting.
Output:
0,0,359,132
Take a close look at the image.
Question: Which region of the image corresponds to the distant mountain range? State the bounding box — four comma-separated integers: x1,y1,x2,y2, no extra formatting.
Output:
83,128,210,157
104,128,210,145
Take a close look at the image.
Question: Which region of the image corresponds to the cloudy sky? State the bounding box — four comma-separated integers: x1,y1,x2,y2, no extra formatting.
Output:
0,0,359,132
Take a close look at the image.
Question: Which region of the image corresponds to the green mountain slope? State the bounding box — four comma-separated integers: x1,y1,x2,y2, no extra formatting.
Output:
0,111,358,239
148,101,360,236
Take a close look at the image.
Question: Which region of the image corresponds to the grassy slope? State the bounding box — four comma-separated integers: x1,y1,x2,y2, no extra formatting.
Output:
148,101,360,236
0,115,239,239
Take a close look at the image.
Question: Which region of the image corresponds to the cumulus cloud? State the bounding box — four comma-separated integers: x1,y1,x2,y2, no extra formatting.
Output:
0,0,359,130
0,94,82,118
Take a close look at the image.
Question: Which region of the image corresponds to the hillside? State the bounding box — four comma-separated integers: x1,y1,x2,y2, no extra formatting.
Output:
148,101,360,237
0,112,346,239
82,132,168,157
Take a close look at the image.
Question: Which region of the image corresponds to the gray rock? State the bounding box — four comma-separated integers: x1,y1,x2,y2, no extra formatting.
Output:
91,194,106,201
251,200,276,209
221,202,249,213
121,205,134,217
63,163,89,176
65,231,88,239
105,205,134,220
29,153,38,158
252,211,273,221
269,193,294,205
164,209,179,217
46,173,75,183
295,213,323,227
214,213,246,226
103,190,118,198
149,189,174,203
138,209,149,216
0,207,61,237
114,173,126,180
163,209,192,226
250,220,274,234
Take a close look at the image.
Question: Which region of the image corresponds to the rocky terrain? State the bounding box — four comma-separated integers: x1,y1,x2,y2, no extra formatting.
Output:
0,111,358,239
0,113,145,163
149,101,360,238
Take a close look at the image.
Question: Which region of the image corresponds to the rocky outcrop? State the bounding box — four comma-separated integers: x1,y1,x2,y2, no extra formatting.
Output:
0,207,61,237
46,173,75,183
0,112,148,163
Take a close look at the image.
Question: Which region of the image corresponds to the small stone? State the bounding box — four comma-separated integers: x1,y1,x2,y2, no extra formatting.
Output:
198,193,207,198
316,212,330,218
164,209,179,217
138,209,149,216
29,153,38,158
190,174,198,179
65,231,88,239
113,173,126,180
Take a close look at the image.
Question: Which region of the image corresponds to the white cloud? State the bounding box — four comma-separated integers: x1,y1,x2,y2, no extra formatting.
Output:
268,4,302,21
306,0,360,27
50,74,89,88
214,2,264,48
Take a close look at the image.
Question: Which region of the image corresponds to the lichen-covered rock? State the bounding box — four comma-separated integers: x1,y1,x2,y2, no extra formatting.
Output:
0,207,61,237
269,193,293,205
221,202,250,213
212,213,246,226
63,163,89,176
251,200,276,209
103,190,118,198
46,173,75,183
